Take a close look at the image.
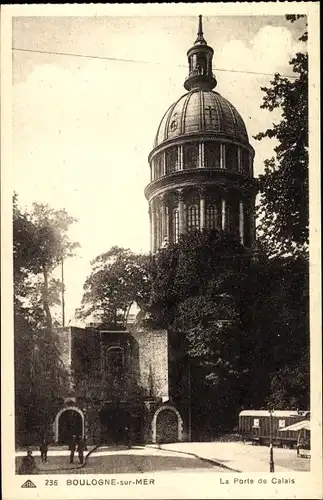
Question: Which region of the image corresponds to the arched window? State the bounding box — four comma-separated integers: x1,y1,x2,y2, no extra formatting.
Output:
206,204,217,230
105,347,124,385
173,209,179,243
183,144,198,169
204,142,220,169
196,55,206,75
165,147,179,174
187,205,199,231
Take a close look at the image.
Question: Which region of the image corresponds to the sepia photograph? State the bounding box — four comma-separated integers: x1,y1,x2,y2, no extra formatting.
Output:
1,3,321,500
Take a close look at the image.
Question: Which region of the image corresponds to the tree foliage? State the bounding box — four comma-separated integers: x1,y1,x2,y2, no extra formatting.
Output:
14,195,79,444
76,227,309,431
77,246,151,329
255,15,308,257
147,230,309,427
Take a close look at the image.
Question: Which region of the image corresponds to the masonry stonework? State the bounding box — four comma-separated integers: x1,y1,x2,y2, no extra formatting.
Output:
53,323,181,445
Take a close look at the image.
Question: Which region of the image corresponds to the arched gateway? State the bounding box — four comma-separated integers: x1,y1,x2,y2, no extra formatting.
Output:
54,407,85,444
152,405,183,444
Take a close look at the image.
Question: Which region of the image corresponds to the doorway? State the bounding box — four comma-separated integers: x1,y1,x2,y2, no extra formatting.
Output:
99,405,128,445
58,409,83,444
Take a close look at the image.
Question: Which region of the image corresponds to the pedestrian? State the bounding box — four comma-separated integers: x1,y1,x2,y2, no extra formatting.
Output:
40,438,48,463
125,425,131,449
18,449,38,475
77,437,86,465
69,435,77,464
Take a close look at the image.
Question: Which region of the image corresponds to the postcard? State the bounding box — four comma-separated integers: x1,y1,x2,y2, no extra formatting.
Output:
1,2,321,499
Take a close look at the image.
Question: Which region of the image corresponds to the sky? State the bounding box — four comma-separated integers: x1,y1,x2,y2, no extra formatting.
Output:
12,13,306,326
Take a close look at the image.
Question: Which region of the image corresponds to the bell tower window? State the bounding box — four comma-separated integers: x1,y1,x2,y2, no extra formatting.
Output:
196,55,206,75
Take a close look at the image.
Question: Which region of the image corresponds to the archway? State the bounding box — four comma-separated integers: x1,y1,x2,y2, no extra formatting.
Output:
54,407,84,444
99,405,128,445
152,405,183,444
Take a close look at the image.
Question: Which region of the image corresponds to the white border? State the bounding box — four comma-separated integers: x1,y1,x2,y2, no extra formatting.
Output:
1,3,321,499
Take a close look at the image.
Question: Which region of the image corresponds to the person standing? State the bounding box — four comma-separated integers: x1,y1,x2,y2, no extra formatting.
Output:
40,438,48,463
77,437,86,465
125,425,131,449
18,450,38,475
69,435,77,464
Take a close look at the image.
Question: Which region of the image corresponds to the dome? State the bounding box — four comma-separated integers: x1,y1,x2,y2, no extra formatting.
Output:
154,89,249,149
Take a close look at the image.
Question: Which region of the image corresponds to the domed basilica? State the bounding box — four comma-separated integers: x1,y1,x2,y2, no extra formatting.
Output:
145,15,257,251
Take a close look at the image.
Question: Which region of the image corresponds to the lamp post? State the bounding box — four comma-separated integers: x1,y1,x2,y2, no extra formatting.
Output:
269,408,275,472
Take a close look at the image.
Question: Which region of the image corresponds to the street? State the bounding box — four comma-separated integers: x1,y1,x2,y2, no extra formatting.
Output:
16,446,227,475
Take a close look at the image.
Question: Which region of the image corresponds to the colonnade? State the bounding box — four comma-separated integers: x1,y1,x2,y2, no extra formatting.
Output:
149,188,255,252
151,142,252,181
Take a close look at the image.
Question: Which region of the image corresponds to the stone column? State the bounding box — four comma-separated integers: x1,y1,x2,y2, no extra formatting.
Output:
220,144,226,169
199,189,205,230
165,206,170,243
179,145,183,170
155,211,160,250
249,154,253,177
151,201,156,253
238,147,242,173
149,204,152,252
178,190,185,235
221,197,227,231
163,152,166,176
160,198,166,245
198,142,205,168
239,200,244,245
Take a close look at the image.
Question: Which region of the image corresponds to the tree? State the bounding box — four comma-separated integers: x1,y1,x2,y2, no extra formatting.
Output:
147,229,310,432
255,15,308,257
245,253,309,410
77,246,150,329
13,195,79,444
147,229,257,432
14,199,79,330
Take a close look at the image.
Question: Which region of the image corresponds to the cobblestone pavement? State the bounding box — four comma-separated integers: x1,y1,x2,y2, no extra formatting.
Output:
16,446,227,475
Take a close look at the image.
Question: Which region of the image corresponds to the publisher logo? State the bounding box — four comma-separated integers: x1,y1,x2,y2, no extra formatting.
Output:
21,479,37,488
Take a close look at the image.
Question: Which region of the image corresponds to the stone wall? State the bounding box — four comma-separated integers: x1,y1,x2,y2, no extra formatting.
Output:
54,327,73,392
131,326,169,401
55,326,169,403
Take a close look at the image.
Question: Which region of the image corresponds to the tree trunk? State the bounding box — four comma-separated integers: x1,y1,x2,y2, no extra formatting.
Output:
42,264,53,333
124,301,133,329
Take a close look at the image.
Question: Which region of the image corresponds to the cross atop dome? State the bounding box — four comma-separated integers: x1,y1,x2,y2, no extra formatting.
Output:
184,15,217,91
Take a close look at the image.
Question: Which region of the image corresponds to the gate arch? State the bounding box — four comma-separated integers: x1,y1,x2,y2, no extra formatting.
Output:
151,405,183,443
54,407,85,444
